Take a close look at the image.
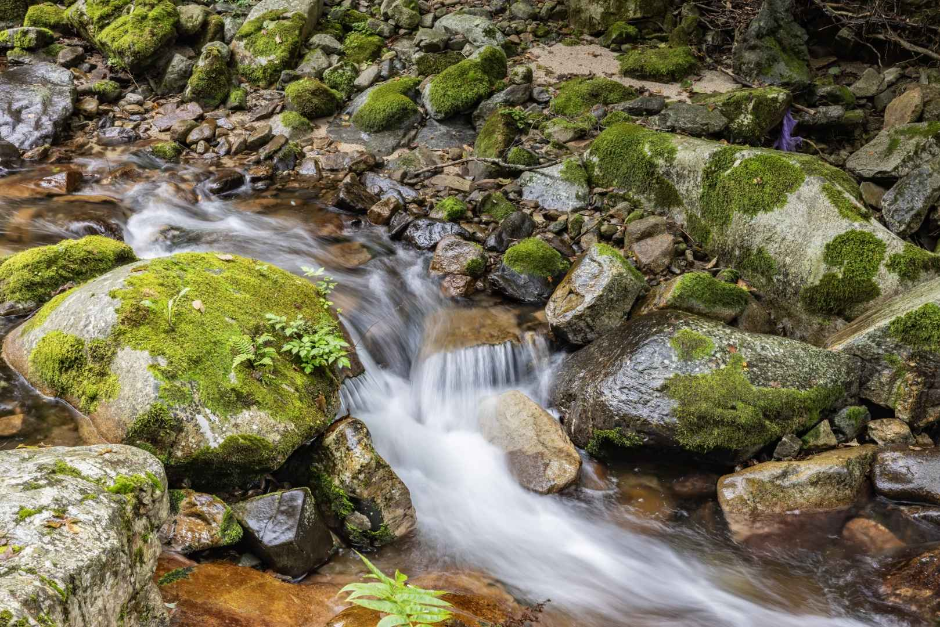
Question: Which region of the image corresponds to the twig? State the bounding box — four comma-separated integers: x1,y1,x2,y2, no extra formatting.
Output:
871,32,940,62
405,157,564,181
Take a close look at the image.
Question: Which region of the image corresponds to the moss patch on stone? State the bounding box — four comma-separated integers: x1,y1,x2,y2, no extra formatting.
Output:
351,77,421,133
594,242,644,281
503,238,569,278
96,0,178,72
285,77,341,119
619,45,698,81
28,331,119,413
24,3,67,30
666,354,843,454
505,146,538,166
150,141,183,162
670,328,715,361
599,21,639,47
698,87,791,144
550,77,636,117
91,79,120,102
234,10,305,86
737,246,777,284
280,111,311,131
426,46,506,119
821,182,869,222
587,123,680,209
322,61,357,97
157,566,193,586
585,427,643,459
474,109,520,159
435,197,467,222
886,243,940,283
184,44,230,109
0,236,135,309
800,230,886,317
226,87,247,110
415,50,463,76
888,303,940,352
480,192,515,221
670,271,749,314
341,31,382,63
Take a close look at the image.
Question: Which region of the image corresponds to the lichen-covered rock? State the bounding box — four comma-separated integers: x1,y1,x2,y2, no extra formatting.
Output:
637,271,750,324
650,102,728,136
567,0,667,34
433,12,505,47
159,489,242,553
873,446,940,506
585,123,934,342
2,252,349,489
699,87,792,144
183,41,231,109
846,122,940,180
0,62,74,151
280,417,417,549
67,0,179,72
552,310,860,463
231,0,322,86
489,237,570,304
826,278,940,428
0,444,169,626
422,45,506,120
880,157,940,236
430,235,487,277
546,243,646,345
717,446,876,546
0,236,136,316
0,26,54,49
232,487,333,576
380,0,419,28
732,0,810,88
517,159,589,212
479,391,581,494
867,418,914,445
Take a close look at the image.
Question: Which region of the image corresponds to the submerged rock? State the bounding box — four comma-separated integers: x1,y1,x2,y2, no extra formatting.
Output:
717,446,876,546
0,445,168,626
3,252,348,489
546,242,646,345
479,391,581,494
552,311,859,463
873,446,940,506
159,489,243,553
280,416,416,549
879,544,940,622
0,62,75,151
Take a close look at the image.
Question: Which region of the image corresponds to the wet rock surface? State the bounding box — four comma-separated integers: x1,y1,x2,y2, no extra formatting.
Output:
0,63,75,151
873,446,940,506
159,489,243,554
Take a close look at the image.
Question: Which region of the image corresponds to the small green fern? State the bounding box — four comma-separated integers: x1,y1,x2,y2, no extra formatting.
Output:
230,333,276,371
340,552,452,627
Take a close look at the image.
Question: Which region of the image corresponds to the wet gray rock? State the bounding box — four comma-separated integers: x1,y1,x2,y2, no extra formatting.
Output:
308,33,342,54
155,50,196,96
546,242,646,345
732,0,810,87
518,162,589,212
0,62,75,151
472,84,532,129
484,210,535,253
873,446,940,506
97,126,138,146
0,26,53,49
362,171,420,204
552,310,860,462
850,68,885,99
414,27,448,52
867,418,914,445
335,174,380,213
233,488,333,577
773,433,802,460
434,13,505,47
489,262,556,304
430,235,487,277
402,218,470,250
0,139,21,170
651,103,728,137
800,419,838,453
881,159,940,236
281,417,417,549
879,544,940,622
618,95,666,116
153,101,203,132
0,445,168,626
414,117,478,150
381,0,419,28
717,446,876,546
846,122,940,180
479,391,581,494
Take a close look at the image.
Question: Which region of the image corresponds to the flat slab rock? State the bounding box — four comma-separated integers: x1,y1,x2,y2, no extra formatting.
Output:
0,445,169,626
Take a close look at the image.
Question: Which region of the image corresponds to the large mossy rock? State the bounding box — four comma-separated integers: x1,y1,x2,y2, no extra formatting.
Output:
0,62,75,151
698,87,792,144
67,0,179,72
0,445,169,626
846,122,940,181
183,41,232,109
3,252,347,489
566,0,667,35
422,45,506,120
585,123,939,342
0,235,136,316
717,445,876,546
826,278,940,428
731,0,810,88
552,310,860,463
231,0,322,86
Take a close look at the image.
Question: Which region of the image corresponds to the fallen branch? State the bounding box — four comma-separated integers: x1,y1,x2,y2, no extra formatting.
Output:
871,32,940,62
405,157,564,181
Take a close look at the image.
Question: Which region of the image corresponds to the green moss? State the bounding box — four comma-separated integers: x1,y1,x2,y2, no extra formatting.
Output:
587,123,680,208
697,87,791,144
505,146,538,166
0,0,28,24
503,238,569,278
280,110,311,131
107,473,160,495
24,3,67,30
601,111,632,127
313,18,344,40
474,45,507,81
559,158,589,187
91,79,121,102
480,192,515,221
96,0,178,72
234,10,305,86
415,50,463,76
311,470,354,519
16,506,42,521
594,242,643,281
322,61,358,98
550,77,636,117
150,141,183,162
886,243,940,282
888,303,940,352
599,21,639,47
669,14,699,46
666,354,843,454
585,427,643,459
184,43,230,109
28,332,118,413
426,47,505,119
226,87,247,110
285,77,341,119
435,196,467,222
790,153,862,201
822,182,869,222
464,255,486,277
670,329,715,361
345,521,393,548
168,489,185,513
670,272,749,315
800,230,886,317
342,31,382,63
219,509,243,545
124,403,176,459
158,566,194,586
619,45,698,81
737,246,778,284
351,77,421,133
39,575,68,601
50,459,89,480
20,287,74,336
474,109,520,159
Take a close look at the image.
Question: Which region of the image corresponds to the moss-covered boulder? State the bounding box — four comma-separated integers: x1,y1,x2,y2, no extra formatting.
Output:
567,0,667,34
826,277,940,429
637,271,750,323
350,77,421,133
489,237,570,304
549,76,636,117
0,236,136,316
23,3,68,31
619,45,698,82
0,0,29,27
473,109,519,159
285,77,340,119
698,87,792,144
67,0,179,72
182,41,231,109
231,0,322,86
342,30,382,64
2,252,352,490
584,123,936,342
552,310,860,463
422,45,506,120
0,26,54,49
731,0,810,88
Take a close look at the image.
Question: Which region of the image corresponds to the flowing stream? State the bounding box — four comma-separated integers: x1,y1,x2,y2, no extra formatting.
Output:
0,155,911,626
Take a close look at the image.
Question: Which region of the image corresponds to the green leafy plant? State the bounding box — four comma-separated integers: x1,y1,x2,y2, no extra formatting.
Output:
339,552,452,627
266,313,351,373
140,287,190,330
230,333,277,371
301,265,339,311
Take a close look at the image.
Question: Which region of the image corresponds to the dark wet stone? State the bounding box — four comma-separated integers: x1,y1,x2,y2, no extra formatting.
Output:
401,218,470,250
414,116,477,150
232,488,333,577
488,262,556,304
873,446,940,506
484,211,535,253
773,433,802,460
831,405,870,442
259,135,287,160
0,139,20,170
246,123,273,150
618,95,666,116
335,174,380,213
206,169,245,195
388,209,415,239
97,127,138,146
0,62,75,151
879,544,940,622
361,172,420,203
651,103,728,137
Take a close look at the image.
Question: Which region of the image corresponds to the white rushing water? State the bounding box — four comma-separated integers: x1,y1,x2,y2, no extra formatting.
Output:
79,161,901,627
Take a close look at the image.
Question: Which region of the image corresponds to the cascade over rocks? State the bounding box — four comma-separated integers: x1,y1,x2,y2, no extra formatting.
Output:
0,445,169,626
585,123,938,342
0,63,75,151
3,252,348,490
552,311,860,463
